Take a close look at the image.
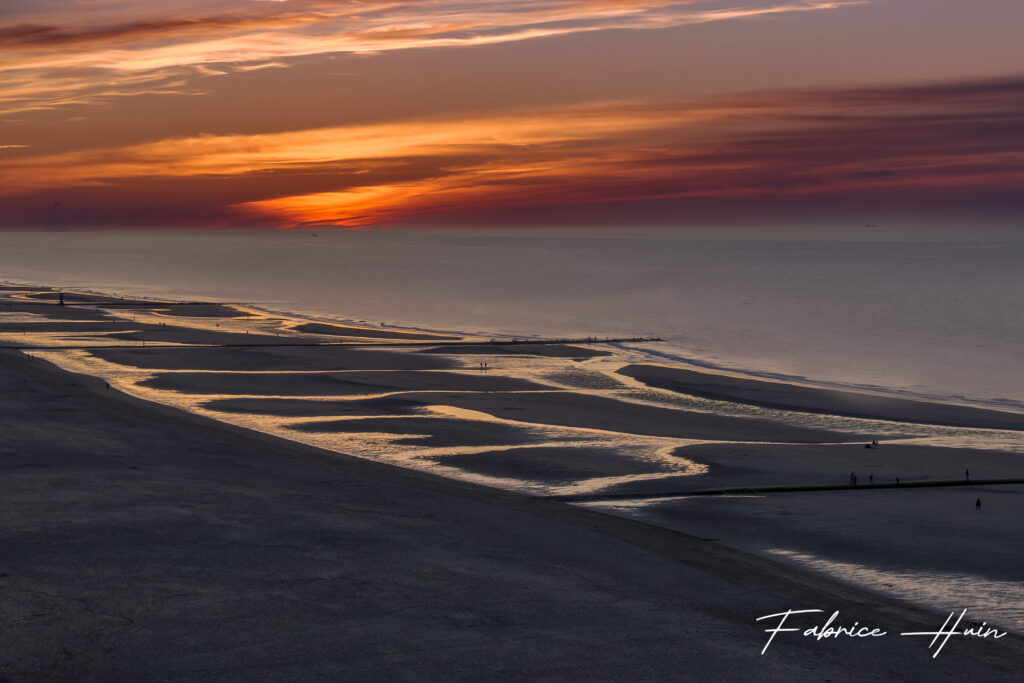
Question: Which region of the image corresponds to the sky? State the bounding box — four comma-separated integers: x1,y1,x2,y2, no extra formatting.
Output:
1,0,1022,230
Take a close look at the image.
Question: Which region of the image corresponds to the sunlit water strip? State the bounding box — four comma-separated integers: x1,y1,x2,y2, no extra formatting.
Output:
764,549,1024,634
30,344,709,498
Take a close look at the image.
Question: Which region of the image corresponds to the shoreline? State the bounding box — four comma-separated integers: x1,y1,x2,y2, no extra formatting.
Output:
9,273,1022,415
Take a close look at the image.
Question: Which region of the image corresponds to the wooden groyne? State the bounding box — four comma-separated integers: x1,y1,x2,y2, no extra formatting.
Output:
550,477,1024,503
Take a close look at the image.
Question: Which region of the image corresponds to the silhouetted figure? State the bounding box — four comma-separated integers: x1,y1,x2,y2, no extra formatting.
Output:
850,472,856,485
58,292,64,306
896,477,900,484
869,474,873,484
976,498,982,511
965,469,970,482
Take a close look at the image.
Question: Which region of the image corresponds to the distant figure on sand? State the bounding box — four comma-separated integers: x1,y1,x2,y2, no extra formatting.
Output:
977,498,982,511
58,292,64,306
849,472,856,485
966,469,970,482
869,475,873,484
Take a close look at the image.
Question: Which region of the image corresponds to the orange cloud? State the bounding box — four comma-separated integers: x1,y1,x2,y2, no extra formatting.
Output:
3,76,1022,229
0,101,729,196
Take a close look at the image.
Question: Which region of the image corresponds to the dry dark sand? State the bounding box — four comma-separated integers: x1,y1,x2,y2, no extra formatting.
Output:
108,325,297,346
19,291,133,305
620,364,1024,431
0,322,125,334
204,396,426,417
0,304,114,321
290,416,554,447
90,346,454,372
139,370,546,396
428,446,668,483
4,351,1024,681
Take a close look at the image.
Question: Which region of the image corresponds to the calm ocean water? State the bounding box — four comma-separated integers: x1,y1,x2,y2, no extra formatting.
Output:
2,227,1022,411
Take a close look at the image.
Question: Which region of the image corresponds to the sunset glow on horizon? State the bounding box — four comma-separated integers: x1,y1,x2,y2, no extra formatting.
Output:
2,0,1022,229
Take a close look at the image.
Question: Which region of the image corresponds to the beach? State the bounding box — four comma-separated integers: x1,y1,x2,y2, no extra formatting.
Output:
5,0,1024,677
2,285,1024,679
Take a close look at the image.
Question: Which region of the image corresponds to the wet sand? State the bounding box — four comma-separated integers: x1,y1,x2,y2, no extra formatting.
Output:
620,364,1024,431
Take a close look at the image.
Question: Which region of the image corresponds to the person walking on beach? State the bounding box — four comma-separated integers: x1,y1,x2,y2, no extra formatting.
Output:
976,498,982,511
850,472,856,485
966,468,970,482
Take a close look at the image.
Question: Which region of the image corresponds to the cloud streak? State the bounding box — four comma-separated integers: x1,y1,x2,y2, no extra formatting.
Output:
0,1,861,115
2,75,1022,228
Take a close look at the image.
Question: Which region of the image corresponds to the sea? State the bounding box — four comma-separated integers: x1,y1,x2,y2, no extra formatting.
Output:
2,226,1022,412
